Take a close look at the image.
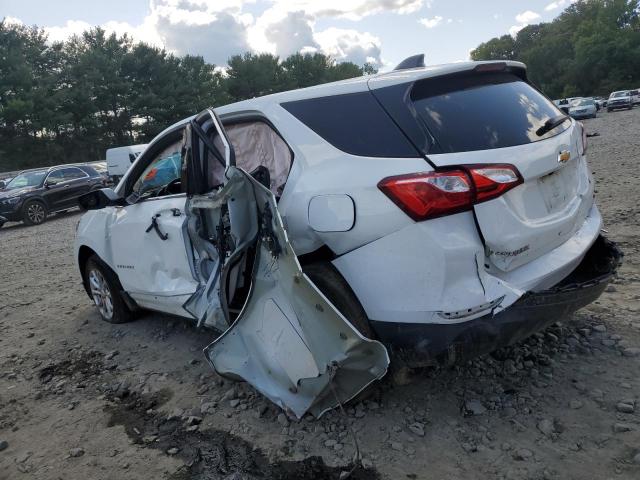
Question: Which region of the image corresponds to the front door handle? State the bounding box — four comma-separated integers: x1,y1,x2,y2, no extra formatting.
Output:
145,214,169,241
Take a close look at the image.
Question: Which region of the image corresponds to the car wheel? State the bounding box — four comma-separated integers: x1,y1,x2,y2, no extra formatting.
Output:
607,108,612,112
22,200,47,226
84,255,135,324
302,261,375,339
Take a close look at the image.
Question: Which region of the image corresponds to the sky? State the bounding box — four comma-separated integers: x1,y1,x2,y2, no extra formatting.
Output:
0,0,577,70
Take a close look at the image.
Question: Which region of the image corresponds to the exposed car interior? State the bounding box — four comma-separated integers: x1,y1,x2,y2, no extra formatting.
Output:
210,120,293,196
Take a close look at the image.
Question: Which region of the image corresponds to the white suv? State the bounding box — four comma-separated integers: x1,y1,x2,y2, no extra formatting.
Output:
75,59,620,418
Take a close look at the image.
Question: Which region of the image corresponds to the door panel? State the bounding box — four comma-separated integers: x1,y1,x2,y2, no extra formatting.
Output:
109,196,197,301
42,170,67,210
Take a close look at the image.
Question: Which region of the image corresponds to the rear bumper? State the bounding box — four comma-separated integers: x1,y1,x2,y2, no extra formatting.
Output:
371,235,622,366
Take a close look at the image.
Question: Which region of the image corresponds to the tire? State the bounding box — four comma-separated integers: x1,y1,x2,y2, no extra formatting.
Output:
607,108,612,113
302,262,375,339
22,200,47,226
84,255,135,324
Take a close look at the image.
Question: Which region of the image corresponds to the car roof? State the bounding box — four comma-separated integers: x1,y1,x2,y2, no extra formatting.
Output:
15,163,97,176
216,60,527,114
151,60,528,147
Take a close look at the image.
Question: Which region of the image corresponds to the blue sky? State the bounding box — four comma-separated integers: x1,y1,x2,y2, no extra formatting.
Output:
0,0,576,69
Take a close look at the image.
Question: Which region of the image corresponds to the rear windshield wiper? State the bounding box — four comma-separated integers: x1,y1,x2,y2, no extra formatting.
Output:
536,114,569,137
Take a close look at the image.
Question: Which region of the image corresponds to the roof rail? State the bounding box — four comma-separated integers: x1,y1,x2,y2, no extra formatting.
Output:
393,54,425,71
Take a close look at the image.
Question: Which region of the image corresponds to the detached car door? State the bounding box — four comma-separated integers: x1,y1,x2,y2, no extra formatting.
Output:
183,109,389,419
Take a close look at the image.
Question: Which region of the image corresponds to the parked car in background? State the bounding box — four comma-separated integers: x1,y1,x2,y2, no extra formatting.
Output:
106,144,147,183
0,164,107,228
594,97,607,110
568,97,597,119
75,59,620,419
607,91,632,111
88,161,111,185
554,98,570,114
630,89,640,105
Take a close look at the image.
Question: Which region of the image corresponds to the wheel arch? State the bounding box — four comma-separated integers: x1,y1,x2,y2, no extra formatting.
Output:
78,245,98,297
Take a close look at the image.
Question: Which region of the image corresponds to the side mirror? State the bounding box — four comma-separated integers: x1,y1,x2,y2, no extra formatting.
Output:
78,188,125,210
0,181,5,189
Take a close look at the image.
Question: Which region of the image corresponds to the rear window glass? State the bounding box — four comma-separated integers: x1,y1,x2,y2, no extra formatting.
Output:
411,73,569,154
281,92,418,158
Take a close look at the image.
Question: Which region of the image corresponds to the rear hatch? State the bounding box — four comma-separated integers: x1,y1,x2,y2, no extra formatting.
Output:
370,65,594,272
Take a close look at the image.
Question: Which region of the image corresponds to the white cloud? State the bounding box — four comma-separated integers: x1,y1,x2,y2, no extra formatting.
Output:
515,10,540,24
248,2,386,65
45,20,93,43
419,15,443,28
509,10,541,37
314,27,382,66
545,0,577,11
9,0,402,66
265,0,425,20
155,12,250,64
262,11,319,58
509,24,525,37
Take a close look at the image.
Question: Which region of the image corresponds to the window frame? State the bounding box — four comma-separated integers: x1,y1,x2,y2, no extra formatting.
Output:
123,127,186,203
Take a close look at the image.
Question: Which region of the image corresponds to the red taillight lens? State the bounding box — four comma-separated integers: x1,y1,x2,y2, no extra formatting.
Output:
470,165,522,203
378,164,522,221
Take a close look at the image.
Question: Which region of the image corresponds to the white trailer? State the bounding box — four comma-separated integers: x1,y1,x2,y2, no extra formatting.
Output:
106,144,147,181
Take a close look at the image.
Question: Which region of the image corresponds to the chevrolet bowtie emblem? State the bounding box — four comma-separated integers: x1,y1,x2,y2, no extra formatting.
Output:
558,150,571,163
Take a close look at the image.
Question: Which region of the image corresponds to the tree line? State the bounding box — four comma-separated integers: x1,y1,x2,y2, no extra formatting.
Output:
471,0,640,99
0,21,375,171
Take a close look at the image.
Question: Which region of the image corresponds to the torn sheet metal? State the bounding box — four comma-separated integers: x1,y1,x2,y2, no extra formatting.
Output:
183,172,258,331
203,167,390,419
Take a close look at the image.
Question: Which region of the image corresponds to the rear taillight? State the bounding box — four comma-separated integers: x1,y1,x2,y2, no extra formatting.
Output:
378,164,522,221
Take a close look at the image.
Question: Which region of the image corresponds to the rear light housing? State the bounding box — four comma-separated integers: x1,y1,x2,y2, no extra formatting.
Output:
578,121,587,155
378,164,522,221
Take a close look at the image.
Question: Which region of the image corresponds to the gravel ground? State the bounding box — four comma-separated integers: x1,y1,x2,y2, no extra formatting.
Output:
0,107,639,480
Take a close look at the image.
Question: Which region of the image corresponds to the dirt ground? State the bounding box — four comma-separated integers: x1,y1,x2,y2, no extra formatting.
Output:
1,107,639,480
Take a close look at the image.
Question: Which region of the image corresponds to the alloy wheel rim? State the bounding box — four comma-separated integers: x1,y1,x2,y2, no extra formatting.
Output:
27,203,45,224
88,269,114,320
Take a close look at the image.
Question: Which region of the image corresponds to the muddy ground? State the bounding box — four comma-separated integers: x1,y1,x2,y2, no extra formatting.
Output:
1,107,639,480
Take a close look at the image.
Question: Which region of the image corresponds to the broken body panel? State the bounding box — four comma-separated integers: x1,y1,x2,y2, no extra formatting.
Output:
182,113,389,419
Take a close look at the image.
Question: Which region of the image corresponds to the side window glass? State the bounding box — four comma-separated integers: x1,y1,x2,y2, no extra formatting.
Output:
46,170,64,185
132,145,182,199
281,92,419,158
62,168,86,180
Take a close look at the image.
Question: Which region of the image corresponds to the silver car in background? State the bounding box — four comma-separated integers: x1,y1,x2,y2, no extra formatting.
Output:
568,97,597,119
607,90,632,111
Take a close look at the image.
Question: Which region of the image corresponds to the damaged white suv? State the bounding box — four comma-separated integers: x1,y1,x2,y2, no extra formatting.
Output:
75,58,621,418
